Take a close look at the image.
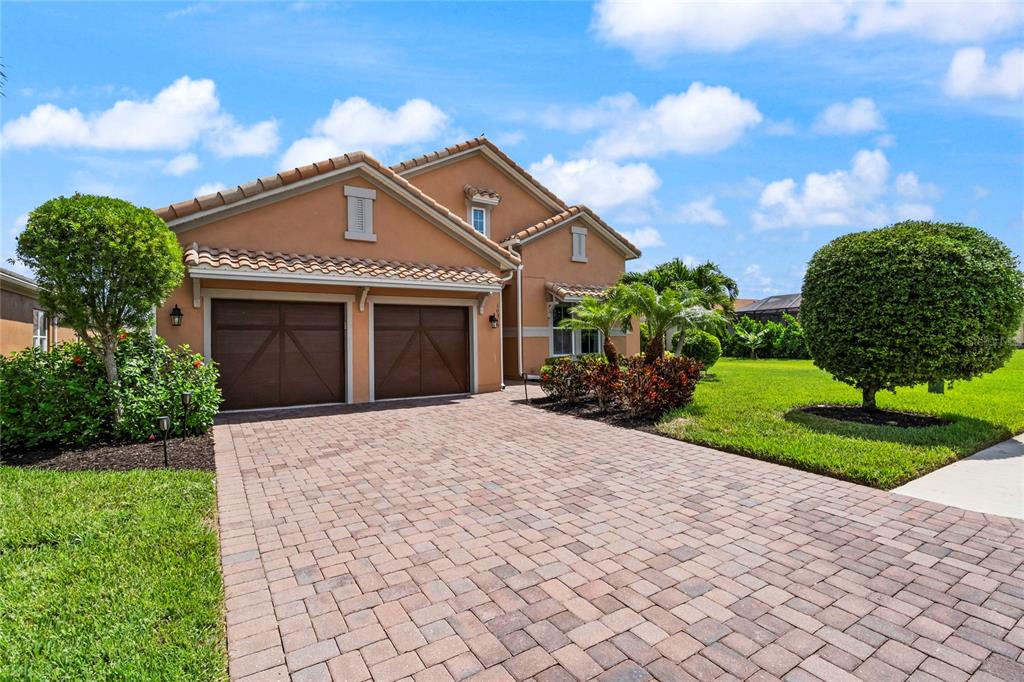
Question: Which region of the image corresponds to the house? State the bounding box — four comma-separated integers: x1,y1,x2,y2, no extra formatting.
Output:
153,138,641,410
0,268,74,355
735,293,802,323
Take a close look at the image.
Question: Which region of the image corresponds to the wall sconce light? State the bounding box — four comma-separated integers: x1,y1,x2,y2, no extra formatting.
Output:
170,304,184,327
488,313,498,329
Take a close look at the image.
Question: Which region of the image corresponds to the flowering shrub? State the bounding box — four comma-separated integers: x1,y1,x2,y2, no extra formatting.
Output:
618,355,703,419
0,331,221,450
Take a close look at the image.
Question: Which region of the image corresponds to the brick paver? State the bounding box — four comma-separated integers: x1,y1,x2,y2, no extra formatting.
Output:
215,390,1024,681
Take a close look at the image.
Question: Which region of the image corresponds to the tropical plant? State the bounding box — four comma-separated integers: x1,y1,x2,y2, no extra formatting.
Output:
733,325,769,359
559,295,629,363
618,355,703,419
621,259,739,313
611,282,725,362
802,221,1024,409
16,194,184,420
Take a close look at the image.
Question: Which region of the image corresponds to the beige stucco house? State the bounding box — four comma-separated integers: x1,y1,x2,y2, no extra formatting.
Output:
154,138,641,410
0,268,75,356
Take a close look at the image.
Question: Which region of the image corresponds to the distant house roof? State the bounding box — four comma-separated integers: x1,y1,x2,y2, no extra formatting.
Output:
736,293,802,314
0,268,39,297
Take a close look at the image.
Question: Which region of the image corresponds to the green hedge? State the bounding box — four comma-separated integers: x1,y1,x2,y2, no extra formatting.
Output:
1,332,221,451
721,314,810,359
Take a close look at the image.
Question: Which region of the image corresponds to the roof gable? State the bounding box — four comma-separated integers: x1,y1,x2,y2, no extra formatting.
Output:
502,206,641,260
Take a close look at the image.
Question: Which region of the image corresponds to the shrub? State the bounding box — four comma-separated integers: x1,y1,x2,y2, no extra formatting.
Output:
618,355,703,419
0,332,221,451
539,356,590,402
802,221,1024,408
578,354,621,411
680,330,721,369
722,315,810,359
773,314,808,359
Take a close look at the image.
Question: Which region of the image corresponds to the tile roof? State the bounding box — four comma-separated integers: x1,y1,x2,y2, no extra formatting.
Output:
546,282,615,301
391,137,568,211
152,152,520,267
464,185,500,202
736,293,802,313
503,205,641,258
185,244,505,289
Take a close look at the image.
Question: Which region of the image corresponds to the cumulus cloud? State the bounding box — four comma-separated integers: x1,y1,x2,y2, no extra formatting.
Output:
813,98,886,135
676,196,727,226
621,226,665,249
163,153,200,176
592,0,1024,59
943,47,1024,100
279,97,448,169
563,84,762,159
539,93,640,132
752,149,938,230
0,76,278,157
528,156,661,211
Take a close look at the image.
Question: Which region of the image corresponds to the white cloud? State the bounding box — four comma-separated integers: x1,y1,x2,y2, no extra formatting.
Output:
578,84,762,159
943,47,1024,100
813,98,885,135
279,97,448,169
676,196,727,226
193,181,227,196
492,130,525,147
0,76,278,157
163,153,200,176
592,0,1024,58
973,185,991,200
621,226,665,249
875,133,897,148
528,156,661,211
593,0,846,58
540,93,639,132
753,149,938,230
743,264,773,287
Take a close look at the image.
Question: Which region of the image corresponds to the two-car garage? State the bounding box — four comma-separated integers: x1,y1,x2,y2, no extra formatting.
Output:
212,299,471,410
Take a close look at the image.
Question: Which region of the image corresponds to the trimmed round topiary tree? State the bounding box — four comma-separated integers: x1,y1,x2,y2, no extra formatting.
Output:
680,329,722,369
802,221,1024,409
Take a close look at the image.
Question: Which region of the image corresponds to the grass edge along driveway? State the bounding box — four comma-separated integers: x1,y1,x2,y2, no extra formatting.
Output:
660,350,1024,489
0,466,226,681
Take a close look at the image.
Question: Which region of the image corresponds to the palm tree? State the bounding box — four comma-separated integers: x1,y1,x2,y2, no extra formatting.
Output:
621,259,739,313
611,283,725,363
558,295,628,363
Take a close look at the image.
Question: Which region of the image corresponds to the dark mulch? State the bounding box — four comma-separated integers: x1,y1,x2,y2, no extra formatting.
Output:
798,404,950,428
0,433,215,472
523,396,658,431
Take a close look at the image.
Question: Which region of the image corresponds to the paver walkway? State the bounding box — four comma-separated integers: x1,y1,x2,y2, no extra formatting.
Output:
214,390,1024,682
894,435,1024,520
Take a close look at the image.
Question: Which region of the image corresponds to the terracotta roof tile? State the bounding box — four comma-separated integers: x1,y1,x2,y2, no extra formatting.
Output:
185,244,504,288
464,185,501,202
392,137,568,211
153,151,519,267
546,282,615,301
503,205,641,258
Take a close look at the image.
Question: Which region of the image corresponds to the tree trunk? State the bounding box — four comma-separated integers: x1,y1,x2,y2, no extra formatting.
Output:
602,337,618,365
861,385,878,410
102,337,123,421
644,335,664,364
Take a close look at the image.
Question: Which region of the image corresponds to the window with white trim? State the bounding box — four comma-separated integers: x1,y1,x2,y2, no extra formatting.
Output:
344,185,377,242
32,309,48,351
550,303,602,356
471,207,487,235
571,226,588,262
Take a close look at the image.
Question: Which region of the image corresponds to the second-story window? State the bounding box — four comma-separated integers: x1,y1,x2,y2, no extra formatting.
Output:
471,206,488,235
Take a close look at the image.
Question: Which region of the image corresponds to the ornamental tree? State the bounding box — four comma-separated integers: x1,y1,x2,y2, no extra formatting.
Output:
801,221,1024,409
16,194,184,419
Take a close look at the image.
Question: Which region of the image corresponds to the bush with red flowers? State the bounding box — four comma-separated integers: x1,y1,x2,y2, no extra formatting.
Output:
618,355,703,419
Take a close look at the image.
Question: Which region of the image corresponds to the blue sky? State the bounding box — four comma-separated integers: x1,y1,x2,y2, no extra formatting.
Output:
3,1,1022,298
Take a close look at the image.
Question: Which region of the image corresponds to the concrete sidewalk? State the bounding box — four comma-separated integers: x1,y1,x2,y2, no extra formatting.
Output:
894,434,1024,520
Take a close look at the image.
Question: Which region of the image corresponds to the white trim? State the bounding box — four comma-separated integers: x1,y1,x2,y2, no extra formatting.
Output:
549,302,603,357
504,326,548,338
571,226,588,263
344,185,377,200
367,295,479,402
344,231,378,242
201,287,355,405
191,277,202,309
467,193,500,206
468,205,490,238
187,266,503,293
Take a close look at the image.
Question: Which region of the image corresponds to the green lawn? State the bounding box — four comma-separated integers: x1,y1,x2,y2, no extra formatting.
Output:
660,350,1024,489
0,467,226,681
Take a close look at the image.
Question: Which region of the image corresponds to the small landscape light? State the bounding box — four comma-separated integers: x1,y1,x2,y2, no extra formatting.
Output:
488,313,499,329
157,415,171,467
181,391,193,441
170,304,184,326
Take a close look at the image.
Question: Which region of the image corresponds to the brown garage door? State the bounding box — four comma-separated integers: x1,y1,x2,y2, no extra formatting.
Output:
374,305,469,400
212,300,345,410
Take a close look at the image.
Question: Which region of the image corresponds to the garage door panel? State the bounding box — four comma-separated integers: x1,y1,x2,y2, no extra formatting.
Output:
420,332,467,395
213,300,280,328
214,328,281,409
281,331,341,406
373,305,469,400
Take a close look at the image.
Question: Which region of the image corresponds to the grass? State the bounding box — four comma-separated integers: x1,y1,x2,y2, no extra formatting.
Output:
0,467,226,681
659,350,1024,489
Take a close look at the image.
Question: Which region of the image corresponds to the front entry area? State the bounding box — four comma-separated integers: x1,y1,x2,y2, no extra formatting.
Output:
373,304,470,400
212,300,345,410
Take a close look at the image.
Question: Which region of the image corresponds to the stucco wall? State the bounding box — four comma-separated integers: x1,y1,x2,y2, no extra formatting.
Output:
1,289,75,355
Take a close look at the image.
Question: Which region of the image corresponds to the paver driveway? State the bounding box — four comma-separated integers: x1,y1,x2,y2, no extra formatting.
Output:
215,390,1024,682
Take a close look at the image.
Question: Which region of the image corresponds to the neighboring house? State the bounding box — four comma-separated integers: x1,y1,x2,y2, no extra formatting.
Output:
153,137,641,410
735,293,802,322
0,268,74,355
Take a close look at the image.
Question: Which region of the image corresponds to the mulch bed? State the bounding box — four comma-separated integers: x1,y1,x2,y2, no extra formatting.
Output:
797,404,950,428
0,433,215,472
524,396,658,431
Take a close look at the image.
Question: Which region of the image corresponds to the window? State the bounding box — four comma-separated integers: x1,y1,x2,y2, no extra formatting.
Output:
32,309,48,351
344,185,377,242
551,304,574,356
471,207,487,235
571,226,588,262
581,328,600,355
